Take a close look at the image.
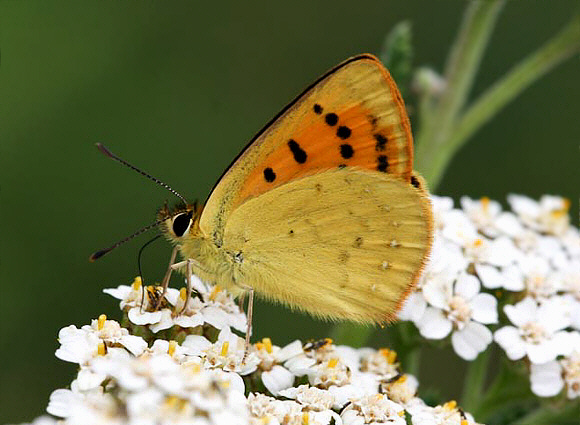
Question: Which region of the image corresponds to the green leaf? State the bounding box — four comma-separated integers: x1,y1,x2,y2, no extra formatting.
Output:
379,21,413,94
473,358,537,423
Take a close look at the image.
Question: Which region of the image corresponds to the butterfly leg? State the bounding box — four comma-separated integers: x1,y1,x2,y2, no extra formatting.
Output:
233,282,254,361
152,246,178,311
169,257,208,314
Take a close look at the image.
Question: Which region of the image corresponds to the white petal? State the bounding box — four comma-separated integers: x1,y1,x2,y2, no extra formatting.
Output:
485,236,520,267
530,361,564,397
275,340,303,362
494,212,525,237
475,264,503,289
504,297,537,327
494,326,526,360
262,366,295,395
128,308,162,325
102,285,132,301
451,322,492,361
508,194,540,219
148,309,175,333
397,292,427,323
173,313,204,329
202,306,232,330
417,307,452,340
284,355,317,376
119,335,148,356
527,340,558,364
182,335,212,356
455,273,480,300
75,368,106,391
423,280,451,310
501,264,525,291
551,331,576,357
538,299,571,333
46,389,77,417
328,384,364,409
470,293,498,324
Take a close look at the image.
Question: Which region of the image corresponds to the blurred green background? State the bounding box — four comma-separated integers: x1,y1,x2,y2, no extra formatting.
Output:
1,1,578,422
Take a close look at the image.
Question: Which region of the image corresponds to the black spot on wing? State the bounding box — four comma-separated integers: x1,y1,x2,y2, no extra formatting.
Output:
374,134,387,151
377,155,388,172
340,144,354,159
325,113,338,126
288,139,307,164
263,167,276,182
337,126,351,139
313,104,323,114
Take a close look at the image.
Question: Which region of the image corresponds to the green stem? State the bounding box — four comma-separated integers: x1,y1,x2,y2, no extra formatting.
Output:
416,9,580,190
460,349,491,413
510,402,580,425
415,0,505,186
447,13,580,160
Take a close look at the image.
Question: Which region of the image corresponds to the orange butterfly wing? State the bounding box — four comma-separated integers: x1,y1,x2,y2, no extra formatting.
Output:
200,54,414,242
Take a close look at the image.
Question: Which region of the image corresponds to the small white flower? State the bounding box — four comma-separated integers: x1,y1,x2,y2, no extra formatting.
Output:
494,297,571,363
475,263,524,291
341,394,405,425
460,196,503,237
508,194,571,236
418,273,497,360
198,327,260,375
529,332,580,398
252,338,302,395
278,385,335,411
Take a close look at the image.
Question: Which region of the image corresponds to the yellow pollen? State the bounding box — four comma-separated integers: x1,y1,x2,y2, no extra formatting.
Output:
461,420,468,425
179,287,187,301
398,411,405,417
97,342,106,356
551,209,567,219
221,341,229,356
168,340,177,356
188,362,201,373
262,337,273,353
563,198,571,210
480,196,490,210
255,342,264,351
132,276,142,290
327,357,339,368
443,400,457,411
397,375,407,383
474,239,483,247
302,412,309,425
209,285,221,300
220,380,230,389
97,314,107,330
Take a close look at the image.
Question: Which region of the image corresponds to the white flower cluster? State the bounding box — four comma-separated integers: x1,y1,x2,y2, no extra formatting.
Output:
399,194,580,399
22,275,482,425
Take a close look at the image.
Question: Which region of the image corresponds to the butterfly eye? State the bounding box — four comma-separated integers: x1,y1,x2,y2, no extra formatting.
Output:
172,211,193,237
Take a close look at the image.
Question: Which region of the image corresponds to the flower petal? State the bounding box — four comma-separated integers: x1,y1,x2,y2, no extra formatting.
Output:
262,366,295,396
494,326,526,360
455,273,480,300
417,307,452,340
530,361,564,397
470,293,498,324
451,322,492,361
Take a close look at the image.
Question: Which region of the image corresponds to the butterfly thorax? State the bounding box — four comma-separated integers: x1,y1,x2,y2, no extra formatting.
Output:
159,203,243,296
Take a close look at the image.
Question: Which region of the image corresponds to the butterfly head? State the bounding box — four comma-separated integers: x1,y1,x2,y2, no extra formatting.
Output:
158,202,201,242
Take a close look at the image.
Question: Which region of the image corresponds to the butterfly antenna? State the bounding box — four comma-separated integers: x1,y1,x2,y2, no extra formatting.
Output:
89,218,166,262
95,143,188,204
137,234,162,283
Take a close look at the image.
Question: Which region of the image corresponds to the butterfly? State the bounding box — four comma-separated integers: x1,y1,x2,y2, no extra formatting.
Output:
93,54,433,342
